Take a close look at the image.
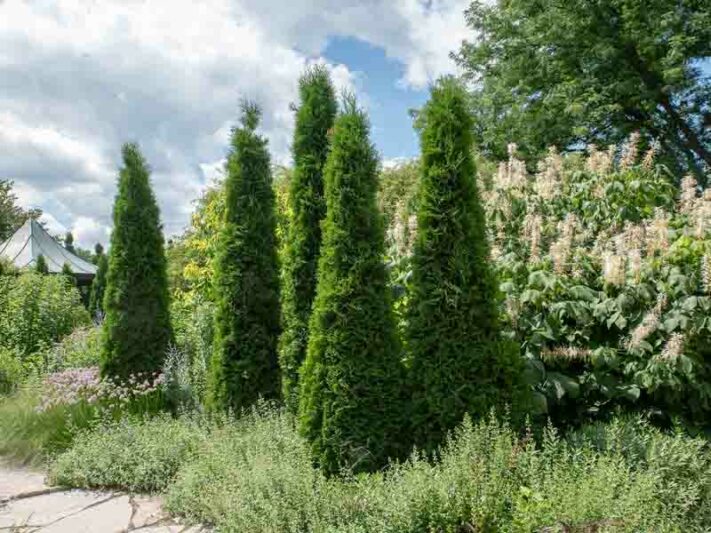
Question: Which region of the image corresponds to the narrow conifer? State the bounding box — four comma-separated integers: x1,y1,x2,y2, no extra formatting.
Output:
89,253,108,317
206,103,281,412
406,78,527,452
101,143,172,379
298,97,405,475
34,254,48,274
279,66,337,411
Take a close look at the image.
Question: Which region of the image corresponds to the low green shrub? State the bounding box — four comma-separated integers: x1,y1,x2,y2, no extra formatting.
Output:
49,414,207,493
46,404,710,531
168,411,710,532
166,405,323,530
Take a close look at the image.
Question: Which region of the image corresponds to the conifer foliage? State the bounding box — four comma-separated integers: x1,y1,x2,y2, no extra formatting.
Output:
34,254,49,274
406,78,526,452
279,66,337,411
206,103,281,412
101,143,172,380
89,253,108,318
298,98,405,475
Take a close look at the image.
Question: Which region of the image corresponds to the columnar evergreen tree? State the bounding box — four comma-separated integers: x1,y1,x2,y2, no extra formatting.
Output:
61,262,75,286
64,232,76,254
406,78,527,452
93,243,104,263
89,253,108,318
298,97,406,475
206,103,281,412
101,143,172,380
34,254,48,274
279,66,337,411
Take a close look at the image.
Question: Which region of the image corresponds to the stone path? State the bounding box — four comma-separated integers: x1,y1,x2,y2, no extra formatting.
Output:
0,463,207,532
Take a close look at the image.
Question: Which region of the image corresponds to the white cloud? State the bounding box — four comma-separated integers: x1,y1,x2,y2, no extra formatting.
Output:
0,0,469,246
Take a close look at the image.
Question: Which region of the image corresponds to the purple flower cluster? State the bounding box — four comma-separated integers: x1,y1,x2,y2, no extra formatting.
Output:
37,367,165,412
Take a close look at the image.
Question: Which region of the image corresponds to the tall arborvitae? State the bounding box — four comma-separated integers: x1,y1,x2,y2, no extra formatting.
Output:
298,98,406,475
35,254,49,274
406,78,527,452
279,66,337,411
101,143,172,379
89,253,108,318
206,103,281,412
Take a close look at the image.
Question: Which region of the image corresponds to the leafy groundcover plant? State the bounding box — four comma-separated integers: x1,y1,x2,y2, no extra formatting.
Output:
49,406,711,532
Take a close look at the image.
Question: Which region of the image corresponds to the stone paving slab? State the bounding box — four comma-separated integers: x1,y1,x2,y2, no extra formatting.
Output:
0,463,208,532
0,463,49,502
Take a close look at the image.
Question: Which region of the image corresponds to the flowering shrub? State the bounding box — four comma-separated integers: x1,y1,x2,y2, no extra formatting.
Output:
380,136,711,429
38,367,165,413
487,137,711,427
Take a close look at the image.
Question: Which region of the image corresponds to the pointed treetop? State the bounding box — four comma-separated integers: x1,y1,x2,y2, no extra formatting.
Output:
239,100,262,131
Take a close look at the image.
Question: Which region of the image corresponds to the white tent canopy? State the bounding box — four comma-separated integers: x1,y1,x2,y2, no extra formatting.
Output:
0,218,97,281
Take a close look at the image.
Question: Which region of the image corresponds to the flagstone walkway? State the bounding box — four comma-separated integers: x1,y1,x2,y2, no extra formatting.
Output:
0,463,207,532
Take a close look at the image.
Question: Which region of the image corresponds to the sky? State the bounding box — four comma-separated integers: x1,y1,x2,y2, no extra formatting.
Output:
0,0,470,248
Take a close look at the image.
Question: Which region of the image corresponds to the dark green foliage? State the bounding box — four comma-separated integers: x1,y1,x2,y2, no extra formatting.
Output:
64,232,75,254
94,243,104,260
455,0,711,177
406,78,527,452
61,263,75,286
89,254,108,318
279,66,337,411
101,143,172,380
35,254,48,274
298,98,406,475
206,103,281,412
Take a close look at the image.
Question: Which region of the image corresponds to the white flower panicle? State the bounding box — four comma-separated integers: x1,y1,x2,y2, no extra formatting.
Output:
620,132,641,169
535,147,563,199
679,174,698,214
642,140,658,170
496,143,528,191
522,212,543,263
602,250,626,286
644,208,670,256
660,333,685,362
541,346,593,362
701,255,711,295
550,213,579,273
586,145,615,175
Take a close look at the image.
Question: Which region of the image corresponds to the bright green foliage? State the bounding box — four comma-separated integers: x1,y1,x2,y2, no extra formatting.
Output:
0,272,90,358
298,98,406,475
61,263,75,288
101,143,172,380
455,0,711,177
89,254,107,317
49,414,207,492
34,254,48,274
206,103,281,412
407,79,527,452
279,66,337,411
488,141,711,428
0,179,41,241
